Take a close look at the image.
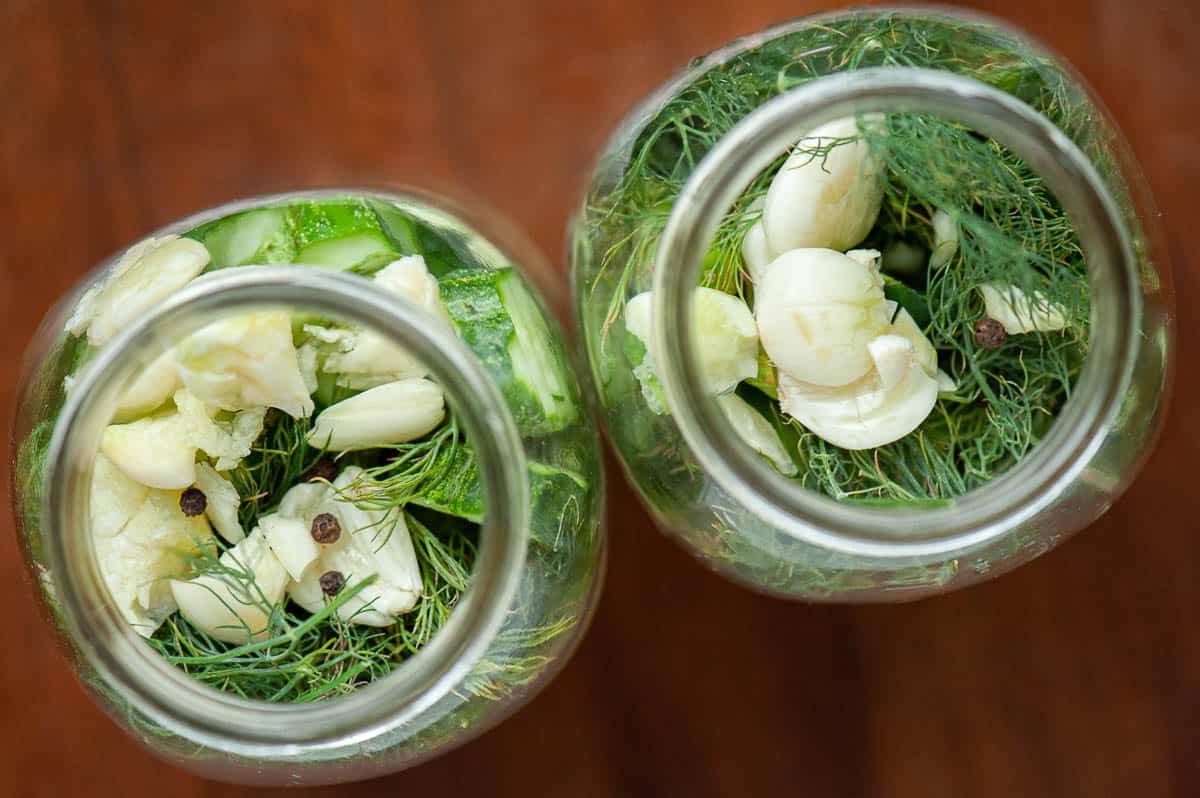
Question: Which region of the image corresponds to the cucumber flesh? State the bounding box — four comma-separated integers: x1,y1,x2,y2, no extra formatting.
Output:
288,200,399,271
371,199,465,278
439,268,578,435
186,208,295,267
409,444,589,552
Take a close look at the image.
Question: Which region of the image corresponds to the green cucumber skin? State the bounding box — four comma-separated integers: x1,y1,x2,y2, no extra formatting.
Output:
370,200,465,278
439,268,577,436
186,208,296,268
288,200,387,251
286,199,399,270
410,447,590,554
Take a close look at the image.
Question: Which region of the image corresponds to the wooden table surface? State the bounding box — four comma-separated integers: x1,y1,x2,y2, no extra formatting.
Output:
2,1,1197,795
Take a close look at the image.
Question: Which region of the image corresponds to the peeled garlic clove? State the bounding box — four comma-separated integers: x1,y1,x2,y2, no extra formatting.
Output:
90,453,150,540
888,308,938,377
322,329,426,389
868,334,918,391
777,340,939,450
936,369,957,393
762,116,884,254
285,466,423,626
176,311,314,418
112,349,180,422
979,283,1069,334
90,460,214,636
279,481,331,519
259,514,319,582
929,209,959,269
755,248,890,387
174,390,266,472
626,288,758,397
101,410,198,490
374,255,451,323
740,198,773,285
716,393,797,475
307,378,445,451
193,462,244,544
82,236,211,347
844,248,882,271
171,529,289,643
742,222,773,285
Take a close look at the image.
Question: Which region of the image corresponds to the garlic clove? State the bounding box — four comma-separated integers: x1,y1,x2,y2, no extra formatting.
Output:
171,529,289,643
321,328,426,389
740,197,773,285
868,334,919,391
755,248,890,387
176,311,314,419
716,393,797,475
259,514,319,582
306,378,445,451
845,248,883,272
936,369,957,393
112,349,180,422
929,209,959,269
279,481,331,519
101,410,198,490
777,351,939,451
374,255,452,324
193,462,244,544
888,308,938,377
741,221,773,285
90,459,214,636
762,116,884,254
85,236,211,347
979,283,1070,334
283,466,423,626
174,390,266,472
625,287,758,398
90,453,150,541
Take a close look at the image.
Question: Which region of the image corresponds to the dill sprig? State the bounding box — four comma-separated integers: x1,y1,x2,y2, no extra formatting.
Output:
584,11,1094,502
226,411,326,532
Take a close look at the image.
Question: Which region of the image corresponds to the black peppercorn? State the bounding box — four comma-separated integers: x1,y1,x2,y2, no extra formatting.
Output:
319,570,345,597
179,487,207,517
305,458,338,483
974,316,1007,349
311,512,341,544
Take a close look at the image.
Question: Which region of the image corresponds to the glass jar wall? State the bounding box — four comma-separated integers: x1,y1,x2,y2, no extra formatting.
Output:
11,189,605,784
570,8,1171,599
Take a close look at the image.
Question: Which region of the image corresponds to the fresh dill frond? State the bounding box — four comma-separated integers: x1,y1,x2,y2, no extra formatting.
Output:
584,11,1094,502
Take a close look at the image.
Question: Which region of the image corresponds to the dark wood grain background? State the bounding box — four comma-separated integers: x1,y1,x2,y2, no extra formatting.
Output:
2,1,1197,795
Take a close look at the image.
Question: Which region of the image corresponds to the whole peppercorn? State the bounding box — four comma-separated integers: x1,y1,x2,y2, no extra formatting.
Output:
310,512,342,544
179,487,207,517
305,458,338,483
319,570,345,597
974,316,1008,350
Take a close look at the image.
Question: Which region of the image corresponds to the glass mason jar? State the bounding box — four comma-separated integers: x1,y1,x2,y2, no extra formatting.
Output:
11,189,605,784
570,9,1172,599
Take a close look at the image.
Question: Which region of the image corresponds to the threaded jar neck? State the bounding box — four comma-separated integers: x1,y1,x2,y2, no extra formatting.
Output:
41,194,530,755
651,67,1139,561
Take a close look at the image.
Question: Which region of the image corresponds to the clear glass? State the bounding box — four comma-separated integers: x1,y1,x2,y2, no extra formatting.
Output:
570,8,1172,599
11,189,605,784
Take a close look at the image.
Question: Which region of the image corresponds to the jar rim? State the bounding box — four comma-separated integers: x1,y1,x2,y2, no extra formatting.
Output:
651,67,1140,560
41,190,531,754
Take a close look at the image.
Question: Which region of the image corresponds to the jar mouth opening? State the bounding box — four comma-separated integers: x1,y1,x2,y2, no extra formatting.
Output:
651,67,1140,560
42,192,530,754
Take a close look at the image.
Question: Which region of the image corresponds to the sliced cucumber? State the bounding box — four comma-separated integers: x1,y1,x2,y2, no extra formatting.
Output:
288,200,400,271
439,268,578,435
408,446,483,522
186,207,295,268
371,199,465,278
409,445,589,553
